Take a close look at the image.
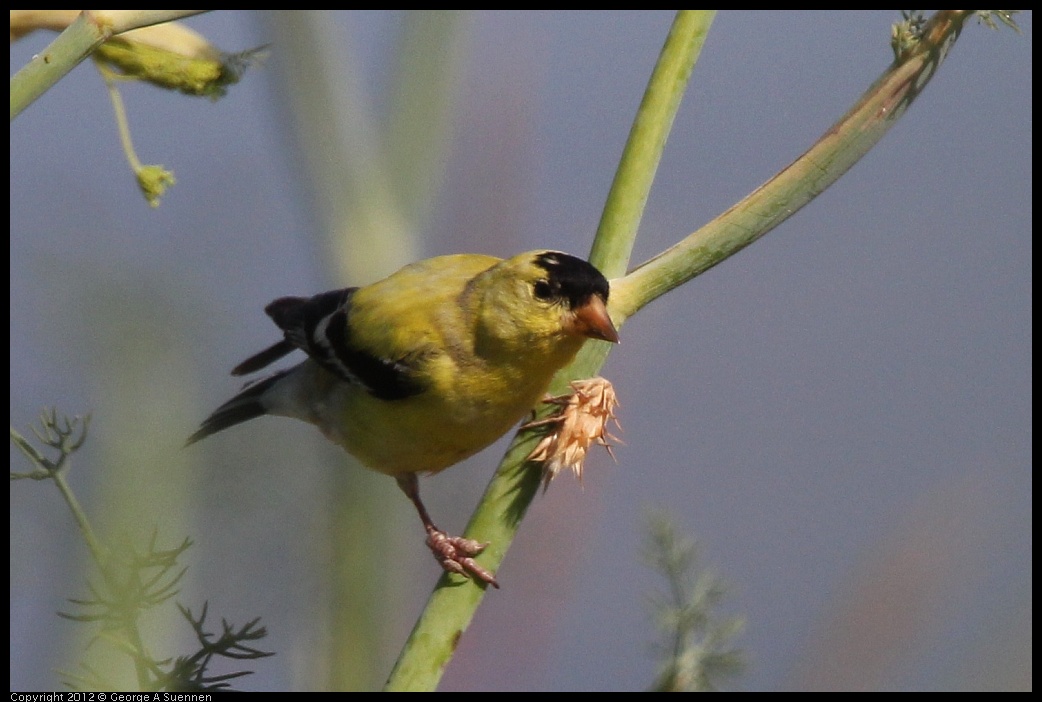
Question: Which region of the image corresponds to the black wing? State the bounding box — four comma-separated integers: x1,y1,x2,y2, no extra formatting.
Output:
232,288,425,401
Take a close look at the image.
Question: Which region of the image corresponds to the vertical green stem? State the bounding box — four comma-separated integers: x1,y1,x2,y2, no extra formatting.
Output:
589,11,716,279
384,11,716,691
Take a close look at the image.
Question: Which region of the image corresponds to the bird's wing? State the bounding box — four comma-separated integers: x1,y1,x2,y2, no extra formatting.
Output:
234,287,427,401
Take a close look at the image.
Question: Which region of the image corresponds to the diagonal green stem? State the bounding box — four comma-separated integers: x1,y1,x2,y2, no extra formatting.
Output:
385,8,976,693
10,10,207,121
384,10,716,691
610,11,975,321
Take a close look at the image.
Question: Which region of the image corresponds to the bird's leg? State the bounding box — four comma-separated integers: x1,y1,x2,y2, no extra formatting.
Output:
395,474,500,589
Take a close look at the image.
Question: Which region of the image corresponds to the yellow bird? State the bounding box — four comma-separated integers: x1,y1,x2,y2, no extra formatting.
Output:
188,250,619,587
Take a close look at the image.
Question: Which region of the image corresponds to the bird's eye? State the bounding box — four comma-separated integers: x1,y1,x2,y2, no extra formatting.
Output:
533,279,554,301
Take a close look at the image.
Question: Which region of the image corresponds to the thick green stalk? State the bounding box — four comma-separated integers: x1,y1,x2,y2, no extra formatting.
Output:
589,11,716,279
10,10,207,121
610,11,976,320
387,9,980,692
384,10,717,691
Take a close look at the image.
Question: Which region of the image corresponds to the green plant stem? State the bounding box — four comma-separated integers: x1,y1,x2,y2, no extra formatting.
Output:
385,11,472,228
62,475,156,690
11,413,154,688
97,63,145,172
387,9,981,692
589,11,717,280
384,10,716,692
10,417,106,562
10,10,207,121
610,10,975,321
51,469,107,565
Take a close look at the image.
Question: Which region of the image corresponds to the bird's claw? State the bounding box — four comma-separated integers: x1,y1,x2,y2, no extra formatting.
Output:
425,528,500,589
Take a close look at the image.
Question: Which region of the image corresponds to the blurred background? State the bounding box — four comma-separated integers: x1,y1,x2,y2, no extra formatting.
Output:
10,11,1031,691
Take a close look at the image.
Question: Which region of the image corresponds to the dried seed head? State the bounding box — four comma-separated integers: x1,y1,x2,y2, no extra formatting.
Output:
523,377,621,491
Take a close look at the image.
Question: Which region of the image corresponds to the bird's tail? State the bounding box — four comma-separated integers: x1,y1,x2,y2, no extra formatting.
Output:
186,370,292,446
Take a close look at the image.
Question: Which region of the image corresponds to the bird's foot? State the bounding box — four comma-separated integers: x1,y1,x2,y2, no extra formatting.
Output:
425,527,500,589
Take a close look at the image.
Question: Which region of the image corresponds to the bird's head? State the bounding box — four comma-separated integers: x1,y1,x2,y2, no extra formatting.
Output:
528,251,619,343
473,251,619,354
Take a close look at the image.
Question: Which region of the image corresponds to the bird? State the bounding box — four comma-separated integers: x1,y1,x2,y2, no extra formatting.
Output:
187,250,619,588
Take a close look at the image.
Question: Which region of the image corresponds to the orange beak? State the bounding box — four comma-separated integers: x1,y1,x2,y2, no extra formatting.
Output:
568,294,620,343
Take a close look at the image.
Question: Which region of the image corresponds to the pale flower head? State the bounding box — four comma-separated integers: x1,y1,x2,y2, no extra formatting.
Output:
524,377,621,491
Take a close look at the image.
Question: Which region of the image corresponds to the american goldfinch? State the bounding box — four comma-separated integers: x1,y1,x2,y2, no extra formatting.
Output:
188,250,619,587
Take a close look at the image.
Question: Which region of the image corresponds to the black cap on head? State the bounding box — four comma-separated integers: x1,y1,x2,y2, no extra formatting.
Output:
532,251,611,309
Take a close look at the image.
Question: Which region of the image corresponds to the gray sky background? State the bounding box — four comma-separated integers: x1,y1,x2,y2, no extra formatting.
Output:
11,11,1031,691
